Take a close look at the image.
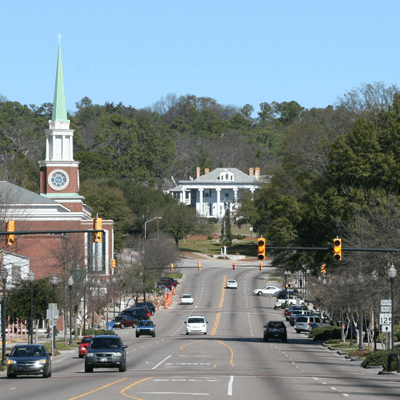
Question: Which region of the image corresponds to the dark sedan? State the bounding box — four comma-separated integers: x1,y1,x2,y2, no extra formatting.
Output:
85,335,127,373
135,302,156,315
136,320,156,337
6,344,52,378
263,321,287,342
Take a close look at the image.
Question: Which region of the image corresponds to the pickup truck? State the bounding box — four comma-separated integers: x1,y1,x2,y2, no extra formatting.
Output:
275,296,304,307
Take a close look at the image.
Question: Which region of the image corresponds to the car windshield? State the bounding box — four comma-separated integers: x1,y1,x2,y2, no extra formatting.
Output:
114,316,125,321
138,321,153,327
12,346,44,357
81,337,92,344
90,338,121,349
188,317,204,323
183,295,191,298
268,322,285,329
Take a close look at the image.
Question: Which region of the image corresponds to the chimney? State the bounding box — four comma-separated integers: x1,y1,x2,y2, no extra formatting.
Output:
249,168,254,176
205,168,210,175
196,167,201,179
255,167,260,180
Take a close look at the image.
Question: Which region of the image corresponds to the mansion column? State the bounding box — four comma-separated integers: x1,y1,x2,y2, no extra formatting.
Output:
199,188,204,216
216,188,221,218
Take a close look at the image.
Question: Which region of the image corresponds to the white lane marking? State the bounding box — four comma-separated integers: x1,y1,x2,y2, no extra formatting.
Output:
139,392,209,396
228,375,234,396
152,355,171,370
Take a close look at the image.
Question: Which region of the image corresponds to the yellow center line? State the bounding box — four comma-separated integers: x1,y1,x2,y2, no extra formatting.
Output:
219,275,227,308
211,275,226,336
218,340,235,367
121,377,153,399
68,377,128,400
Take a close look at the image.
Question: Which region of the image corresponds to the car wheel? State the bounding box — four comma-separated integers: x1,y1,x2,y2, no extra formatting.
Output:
43,369,49,378
79,354,83,358
152,332,156,337
119,364,126,372
48,370,52,378
186,332,189,335
7,371,16,379
257,291,263,296
85,365,93,373
295,329,301,334
263,336,268,341
120,324,125,329
204,332,207,335
282,337,287,342
136,333,139,337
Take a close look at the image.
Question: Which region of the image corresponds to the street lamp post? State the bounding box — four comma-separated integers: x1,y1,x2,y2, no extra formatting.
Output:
144,217,162,239
68,277,74,345
50,275,58,350
348,276,354,347
28,270,35,344
1,268,8,366
389,264,397,351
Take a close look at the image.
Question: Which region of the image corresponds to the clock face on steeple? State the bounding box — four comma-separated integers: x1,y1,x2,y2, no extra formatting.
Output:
48,169,70,190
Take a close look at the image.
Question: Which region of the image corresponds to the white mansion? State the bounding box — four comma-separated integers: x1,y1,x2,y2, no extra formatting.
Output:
170,167,270,219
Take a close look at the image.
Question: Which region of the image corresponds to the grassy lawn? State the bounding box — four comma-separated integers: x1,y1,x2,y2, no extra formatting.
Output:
179,239,257,257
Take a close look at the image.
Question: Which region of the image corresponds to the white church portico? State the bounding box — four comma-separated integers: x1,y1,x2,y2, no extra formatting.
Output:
170,167,270,219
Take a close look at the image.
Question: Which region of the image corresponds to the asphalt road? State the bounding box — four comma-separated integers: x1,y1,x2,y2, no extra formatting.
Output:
1,258,400,399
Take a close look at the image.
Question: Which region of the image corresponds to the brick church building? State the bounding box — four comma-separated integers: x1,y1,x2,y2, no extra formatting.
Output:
0,41,114,287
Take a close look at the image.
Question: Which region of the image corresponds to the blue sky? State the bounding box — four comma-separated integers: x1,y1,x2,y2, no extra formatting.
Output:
2,1,399,116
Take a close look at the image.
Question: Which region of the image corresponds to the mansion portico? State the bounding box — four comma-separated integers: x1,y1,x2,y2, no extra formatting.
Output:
170,167,270,219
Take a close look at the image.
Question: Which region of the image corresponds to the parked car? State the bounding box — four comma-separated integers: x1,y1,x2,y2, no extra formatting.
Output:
226,279,238,289
284,305,308,320
84,335,127,373
121,307,150,320
135,302,156,315
136,320,156,337
276,290,295,299
263,321,287,342
107,315,137,330
294,315,324,333
185,316,208,335
289,310,314,326
6,344,52,378
158,277,178,289
252,285,280,296
180,294,194,304
78,335,94,358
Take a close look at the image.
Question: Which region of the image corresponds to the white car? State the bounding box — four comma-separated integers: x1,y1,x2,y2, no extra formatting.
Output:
275,297,304,307
252,285,280,296
185,316,208,335
180,294,194,305
226,279,238,289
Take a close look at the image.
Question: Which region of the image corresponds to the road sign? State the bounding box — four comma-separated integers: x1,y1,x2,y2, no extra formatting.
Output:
381,306,392,313
381,324,392,333
381,300,392,306
380,313,392,325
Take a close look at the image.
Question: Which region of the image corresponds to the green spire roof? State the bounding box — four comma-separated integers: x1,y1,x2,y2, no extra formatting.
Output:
51,39,69,122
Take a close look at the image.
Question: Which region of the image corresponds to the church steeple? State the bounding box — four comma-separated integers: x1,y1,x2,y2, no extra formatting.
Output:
51,35,68,122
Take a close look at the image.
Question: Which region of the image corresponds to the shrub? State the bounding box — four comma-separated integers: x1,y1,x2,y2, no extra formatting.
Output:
207,235,213,240
309,326,341,341
361,347,400,369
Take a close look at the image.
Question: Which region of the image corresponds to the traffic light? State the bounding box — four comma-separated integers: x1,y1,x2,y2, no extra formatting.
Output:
321,264,326,274
111,259,116,269
198,262,202,271
285,283,290,288
5,220,15,246
170,263,174,272
333,238,342,260
93,217,102,243
232,262,236,270
257,238,266,260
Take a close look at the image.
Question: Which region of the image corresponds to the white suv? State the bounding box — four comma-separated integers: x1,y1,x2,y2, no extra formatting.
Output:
185,316,208,335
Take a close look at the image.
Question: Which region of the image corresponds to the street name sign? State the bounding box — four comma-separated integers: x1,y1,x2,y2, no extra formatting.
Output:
381,306,392,313
380,313,392,324
381,300,392,306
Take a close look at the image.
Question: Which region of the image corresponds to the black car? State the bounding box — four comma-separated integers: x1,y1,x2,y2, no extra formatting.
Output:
263,321,287,342
6,344,52,378
121,307,150,320
135,302,156,315
136,320,156,337
85,335,127,373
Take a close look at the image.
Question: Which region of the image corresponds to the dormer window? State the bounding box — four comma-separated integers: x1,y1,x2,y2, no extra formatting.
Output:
219,171,234,181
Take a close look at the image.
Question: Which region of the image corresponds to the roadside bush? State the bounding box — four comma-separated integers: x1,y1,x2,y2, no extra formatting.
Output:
207,235,213,240
309,326,341,341
235,234,246,240
361,347,400,370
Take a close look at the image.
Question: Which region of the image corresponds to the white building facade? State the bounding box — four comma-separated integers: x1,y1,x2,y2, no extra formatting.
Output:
171,167,269,219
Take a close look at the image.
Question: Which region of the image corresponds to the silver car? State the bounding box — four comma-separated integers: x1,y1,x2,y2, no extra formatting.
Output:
294,315,322,333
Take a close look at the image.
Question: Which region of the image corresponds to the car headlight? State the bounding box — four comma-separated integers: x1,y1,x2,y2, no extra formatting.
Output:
86,353,95,358
35,359,47,366
7,359,16,365
113,352,123,357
